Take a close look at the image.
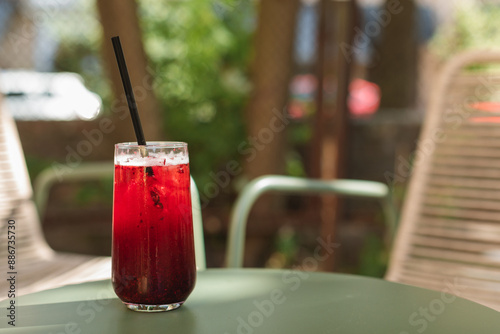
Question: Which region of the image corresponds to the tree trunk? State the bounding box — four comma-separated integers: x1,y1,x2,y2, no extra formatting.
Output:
244,0,300,180
96,0,164,142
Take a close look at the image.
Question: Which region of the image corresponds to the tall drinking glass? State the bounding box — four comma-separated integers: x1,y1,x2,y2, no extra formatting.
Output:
112,142,196,312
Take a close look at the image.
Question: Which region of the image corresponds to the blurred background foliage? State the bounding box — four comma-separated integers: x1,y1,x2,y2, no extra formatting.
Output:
51,0,255,189
139,0,254,188
431,2,500,59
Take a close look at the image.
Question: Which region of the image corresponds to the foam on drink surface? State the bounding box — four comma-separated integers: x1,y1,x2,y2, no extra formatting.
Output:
115,152,189,166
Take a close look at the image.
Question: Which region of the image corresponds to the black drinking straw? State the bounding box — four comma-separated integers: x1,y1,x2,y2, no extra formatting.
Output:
112,36,154,176
111,36,147,146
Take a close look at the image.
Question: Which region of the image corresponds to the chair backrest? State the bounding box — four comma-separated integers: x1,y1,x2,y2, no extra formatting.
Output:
190,176,206,270
386,50,500,311
33,158,207,270
225,175,394,268
0,103,55,264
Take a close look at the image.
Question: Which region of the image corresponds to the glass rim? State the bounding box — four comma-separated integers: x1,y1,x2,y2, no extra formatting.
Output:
115,141,187,149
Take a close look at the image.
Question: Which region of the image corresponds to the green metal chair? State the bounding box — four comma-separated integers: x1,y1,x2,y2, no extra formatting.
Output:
34,162,206,271
225,175,395,268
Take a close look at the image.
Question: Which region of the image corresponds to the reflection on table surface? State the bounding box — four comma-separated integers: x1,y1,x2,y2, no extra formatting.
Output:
1,269,499,334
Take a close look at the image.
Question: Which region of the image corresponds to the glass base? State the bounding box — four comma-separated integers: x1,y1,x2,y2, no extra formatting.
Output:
124,301,184,312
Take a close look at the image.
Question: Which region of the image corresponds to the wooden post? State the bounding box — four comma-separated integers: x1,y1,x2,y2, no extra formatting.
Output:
370,0,417,108
244,0,300,180
311,0,355,271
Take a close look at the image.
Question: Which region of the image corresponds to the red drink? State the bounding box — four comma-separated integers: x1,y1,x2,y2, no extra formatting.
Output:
112,142,196,311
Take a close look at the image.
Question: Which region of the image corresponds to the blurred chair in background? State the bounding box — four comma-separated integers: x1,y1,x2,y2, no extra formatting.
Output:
0,102,206,300
0,98,110,299
226,50,500,311
34,166,206,272
386,50,500,311
225,175,394,269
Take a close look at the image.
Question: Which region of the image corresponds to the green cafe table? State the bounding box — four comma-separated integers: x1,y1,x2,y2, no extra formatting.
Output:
1,269,499,333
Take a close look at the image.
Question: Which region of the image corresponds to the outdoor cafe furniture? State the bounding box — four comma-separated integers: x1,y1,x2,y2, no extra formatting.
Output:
226,50,500,311
1,268,499,333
